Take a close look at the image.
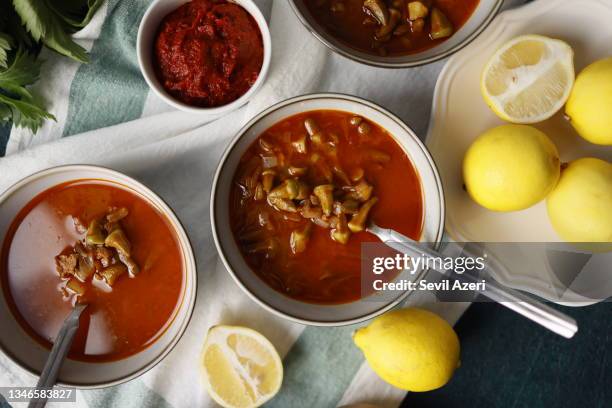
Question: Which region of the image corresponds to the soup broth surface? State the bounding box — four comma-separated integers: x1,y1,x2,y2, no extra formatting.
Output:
1,180,184,362
230,110,424,304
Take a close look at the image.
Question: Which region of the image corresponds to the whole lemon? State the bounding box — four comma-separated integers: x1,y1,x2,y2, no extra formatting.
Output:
463,124,560,211
547,158,612,247
353,308,460,392
566,57,612,145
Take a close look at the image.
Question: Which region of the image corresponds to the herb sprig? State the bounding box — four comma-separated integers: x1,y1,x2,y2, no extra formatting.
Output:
0,0,103,133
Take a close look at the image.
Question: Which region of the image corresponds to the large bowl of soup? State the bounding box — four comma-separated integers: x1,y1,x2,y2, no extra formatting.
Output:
0,165,196,387
290,0,504,68
211,93,444,325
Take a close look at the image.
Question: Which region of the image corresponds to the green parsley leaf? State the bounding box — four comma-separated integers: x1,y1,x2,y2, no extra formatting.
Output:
12,0,89,63
0,47,55,132
48,0,105,32
0,0,36,51
0,92,54,132
0,101,11,122
0,0,102,133
0,32,13,68
0,45,40,88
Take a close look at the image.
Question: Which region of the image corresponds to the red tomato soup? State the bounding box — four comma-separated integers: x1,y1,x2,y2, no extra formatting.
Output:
229,110,423,304
154,0,264,107
0,180,184,362
304,0,480,56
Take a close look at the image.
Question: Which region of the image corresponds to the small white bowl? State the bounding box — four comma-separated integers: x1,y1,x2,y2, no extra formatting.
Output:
211,93,445,326
0,165,197,388
137,0,272,115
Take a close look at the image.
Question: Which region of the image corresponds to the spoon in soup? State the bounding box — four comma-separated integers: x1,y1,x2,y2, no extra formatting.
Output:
367,223,578,339
28,303,87,408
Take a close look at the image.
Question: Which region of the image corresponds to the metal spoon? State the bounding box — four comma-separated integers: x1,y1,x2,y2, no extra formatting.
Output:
367,223,578,339
28,303,87,408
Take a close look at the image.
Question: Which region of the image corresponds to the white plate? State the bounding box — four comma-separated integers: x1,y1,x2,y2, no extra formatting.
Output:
427,0,612,306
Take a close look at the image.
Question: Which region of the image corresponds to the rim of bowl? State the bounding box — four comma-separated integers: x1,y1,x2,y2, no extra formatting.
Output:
0,164,198,389
288,0,504,68
210,92,446,326
137,0,272,114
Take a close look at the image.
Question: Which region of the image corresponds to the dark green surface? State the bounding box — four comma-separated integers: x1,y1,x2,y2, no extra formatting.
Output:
0,122,10,157
401,301,611,408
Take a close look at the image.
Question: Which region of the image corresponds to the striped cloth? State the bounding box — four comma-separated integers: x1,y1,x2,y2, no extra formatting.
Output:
0,0,524,407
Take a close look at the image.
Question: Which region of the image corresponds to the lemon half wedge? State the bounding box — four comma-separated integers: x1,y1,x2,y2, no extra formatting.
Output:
201,325,283,408
481,35,574,123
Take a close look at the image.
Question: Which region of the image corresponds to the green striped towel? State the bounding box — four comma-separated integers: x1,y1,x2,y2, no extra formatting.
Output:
0,0,536,406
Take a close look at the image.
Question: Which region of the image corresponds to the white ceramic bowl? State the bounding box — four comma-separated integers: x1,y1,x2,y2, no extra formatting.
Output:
289,0,504,68
137,0,272,115
211,93,445,325
0,165,197,388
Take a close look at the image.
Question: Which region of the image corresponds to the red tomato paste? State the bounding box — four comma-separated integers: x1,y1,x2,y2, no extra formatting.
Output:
154,0,264,107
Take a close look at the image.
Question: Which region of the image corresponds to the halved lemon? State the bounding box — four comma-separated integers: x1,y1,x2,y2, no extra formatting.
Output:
201,325,283,408
481,35,575,123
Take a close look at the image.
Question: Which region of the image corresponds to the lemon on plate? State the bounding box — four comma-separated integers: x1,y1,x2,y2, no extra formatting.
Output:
481,34,574,124
547,157,612,249
463,124,560,211
353,308,460,392
200,325,283,408
566,57,612,145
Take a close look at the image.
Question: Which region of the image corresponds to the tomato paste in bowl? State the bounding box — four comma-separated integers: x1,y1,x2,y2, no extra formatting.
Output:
155,0,263,107
138,0,272,114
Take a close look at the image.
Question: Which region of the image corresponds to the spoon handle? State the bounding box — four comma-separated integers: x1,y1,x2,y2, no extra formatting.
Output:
368,224,578,339
28,303,87,408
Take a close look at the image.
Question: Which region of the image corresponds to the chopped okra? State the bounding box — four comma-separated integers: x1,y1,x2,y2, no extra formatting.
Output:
304,118,320,137
300,202,323,219
408,1,428,20
363,0,389,26
375,8,401,40
290,223,312,254
268,196,298,212
106,207,129,223
254,183,265,201
261,169,276,193
100,264,127,287
292,135,308,154
268,179,299,200
118,252,140,277
331,213,351,244
288,166,308,177
345,179,373,202
105,228,131,257
430,8,453,40
348,197,379,233
314,184,335,216
55,205,141,299
349,116,363,126
86,219,106,245
66,277,87,296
